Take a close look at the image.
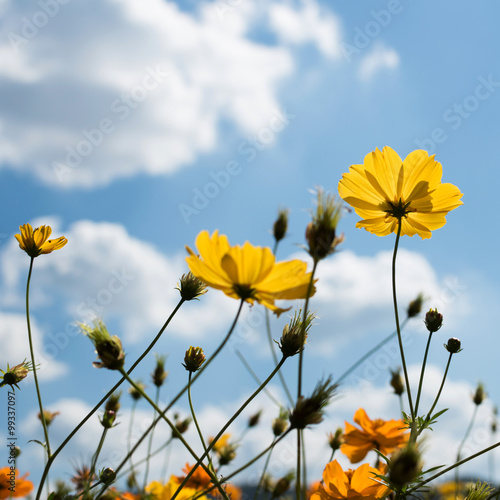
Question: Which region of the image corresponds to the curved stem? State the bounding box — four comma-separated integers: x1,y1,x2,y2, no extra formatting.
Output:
171,356,288,500
296,259,318,500
391,221,415,434
414,331,434,416
334,318,409,385
25,258,52,461
88,427,108,489
143,386,161,490
35,298,186,500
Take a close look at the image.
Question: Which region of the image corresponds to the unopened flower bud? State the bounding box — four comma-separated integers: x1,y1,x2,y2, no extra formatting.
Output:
273,208,289,242
278,310,314,358
248,410,262,428
272,472,294,498
327,428,343,453
472,383,486,406
388,445,422,487
172,416,191,438
152,354,168,387
105,392,121,414
176,272,208,301
100,410,117,429
217,443,238,466
0,360,33,390
272,408,289,437
100,468,116,485
407,294,424,318
289,377,337,430
306,189,344,261
424,308,443,333
128,381,146,401
38,409,60,427
444,338,462,354
390,368,405,396
80,320,125,370
183,346,206,372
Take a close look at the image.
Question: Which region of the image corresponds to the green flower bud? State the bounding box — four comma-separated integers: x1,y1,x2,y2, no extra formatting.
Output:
183,346,206,372
424,308,443,333
444,337,462,354
176,272,208,301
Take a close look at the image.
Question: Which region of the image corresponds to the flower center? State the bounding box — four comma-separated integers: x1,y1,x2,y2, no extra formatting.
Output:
233,284,255,301
385,199,413,219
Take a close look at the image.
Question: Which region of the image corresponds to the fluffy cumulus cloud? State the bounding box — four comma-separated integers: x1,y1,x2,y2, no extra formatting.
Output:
0,0,294,187
268,0,343,58
358,42,400,81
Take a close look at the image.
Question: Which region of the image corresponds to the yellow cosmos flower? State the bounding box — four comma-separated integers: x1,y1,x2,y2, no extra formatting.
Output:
310,460,388,500
341,408,409,464
146,477,205,500
338,147,463,239
15,223,67,257
186,230,315,316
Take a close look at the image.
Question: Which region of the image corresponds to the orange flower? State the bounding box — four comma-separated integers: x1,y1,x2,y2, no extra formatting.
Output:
174,463,212,491
212,483,242,500
341,408,409,463
310,460,388,500
0,467,34,499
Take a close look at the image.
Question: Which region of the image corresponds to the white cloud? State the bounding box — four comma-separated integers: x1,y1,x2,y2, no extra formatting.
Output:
358,42,399,81
0,311,67,381
268,0,343,58
0,0,294,188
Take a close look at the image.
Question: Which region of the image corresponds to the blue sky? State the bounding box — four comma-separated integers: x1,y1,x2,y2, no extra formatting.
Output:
1,0,500,492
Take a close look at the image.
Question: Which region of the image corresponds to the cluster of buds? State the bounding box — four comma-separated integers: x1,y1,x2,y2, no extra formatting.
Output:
272,207,289,243
80,320,125,371
151,354,168,387
0,360,34,390
176,272,208,301
289,377,337,430
305,189,344,261
277,310,315,358
183,346,206,372
424,308,443,333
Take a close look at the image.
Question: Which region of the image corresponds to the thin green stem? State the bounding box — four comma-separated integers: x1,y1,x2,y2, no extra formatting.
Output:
296,259,318,500
35,298,186,500
455,405,479,492
424,352,453,426
334,318,409,385
391,221,415,432
171,356,288,500
89,428,108,487
407,439,500,495
253,438,276,500
127,399,137,483
414,331,434,416
235,350,282,407
188,371,214,472
142,385,161,491
112,300,245,488
25,257,52,461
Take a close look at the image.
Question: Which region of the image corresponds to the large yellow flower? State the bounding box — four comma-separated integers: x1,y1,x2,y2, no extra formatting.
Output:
341,408,409,464
186,230,315,316
338,147,463,239
15,223,67,257
310,460,388,500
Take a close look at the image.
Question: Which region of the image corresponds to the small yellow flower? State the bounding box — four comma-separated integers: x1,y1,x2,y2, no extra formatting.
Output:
186,230,315,316
338,147,463,239
15,223,67,257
